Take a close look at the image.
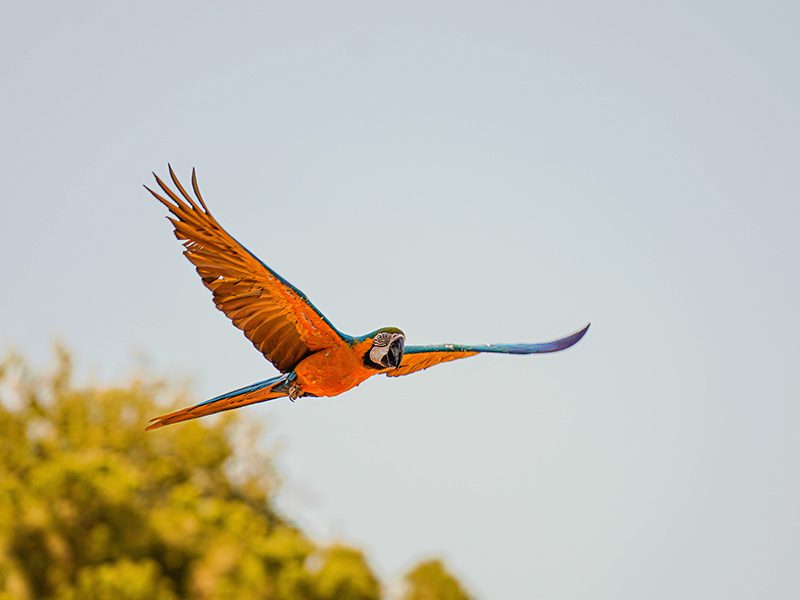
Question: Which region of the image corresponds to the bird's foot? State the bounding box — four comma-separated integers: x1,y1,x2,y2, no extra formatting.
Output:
288,383,302,402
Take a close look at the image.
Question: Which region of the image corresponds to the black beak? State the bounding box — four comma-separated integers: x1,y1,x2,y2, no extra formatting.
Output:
386,337,405,368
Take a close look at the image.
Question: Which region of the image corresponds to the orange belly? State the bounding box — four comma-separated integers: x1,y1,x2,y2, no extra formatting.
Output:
294,340,377,397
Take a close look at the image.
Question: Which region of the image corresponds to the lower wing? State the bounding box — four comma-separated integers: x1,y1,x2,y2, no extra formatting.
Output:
386,323,590,378
146,374,290,430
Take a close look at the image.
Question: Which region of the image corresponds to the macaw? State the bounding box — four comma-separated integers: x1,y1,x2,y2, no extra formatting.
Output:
143,166,589,430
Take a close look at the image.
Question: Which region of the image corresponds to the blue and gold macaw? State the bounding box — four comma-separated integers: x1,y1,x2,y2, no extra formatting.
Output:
144,166,589,429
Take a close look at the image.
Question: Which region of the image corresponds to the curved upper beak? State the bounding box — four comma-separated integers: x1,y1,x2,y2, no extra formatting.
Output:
386,336,405,369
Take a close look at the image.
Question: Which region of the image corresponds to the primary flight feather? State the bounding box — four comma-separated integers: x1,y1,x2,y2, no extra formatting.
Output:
144,166,589,430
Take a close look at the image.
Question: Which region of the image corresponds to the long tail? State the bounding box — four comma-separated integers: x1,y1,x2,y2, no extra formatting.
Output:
146,374,290,430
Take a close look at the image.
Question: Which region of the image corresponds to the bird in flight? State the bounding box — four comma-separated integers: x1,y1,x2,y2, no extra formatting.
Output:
144,166,589,429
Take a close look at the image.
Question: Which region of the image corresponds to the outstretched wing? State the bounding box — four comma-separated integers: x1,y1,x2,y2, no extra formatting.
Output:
386,324,590,378
145,166,351,373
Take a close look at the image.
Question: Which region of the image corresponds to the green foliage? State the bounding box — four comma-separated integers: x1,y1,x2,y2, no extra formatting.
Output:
310,546,381,600
58,559,176,600
0,350,472,599
403,560,473,600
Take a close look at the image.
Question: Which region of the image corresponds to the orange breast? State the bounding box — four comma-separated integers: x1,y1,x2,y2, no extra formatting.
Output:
294,339,377,397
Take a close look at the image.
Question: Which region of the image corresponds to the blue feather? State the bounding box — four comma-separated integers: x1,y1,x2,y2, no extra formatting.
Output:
404,323,590,355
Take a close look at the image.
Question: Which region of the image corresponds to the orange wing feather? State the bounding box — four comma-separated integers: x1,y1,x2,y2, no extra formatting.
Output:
145,387,286,430
387,349,479,377
145,166,348,373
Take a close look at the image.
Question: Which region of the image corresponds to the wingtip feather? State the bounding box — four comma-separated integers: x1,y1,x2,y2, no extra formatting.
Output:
552,322,591,351
190,167,210,212
168,163,202,211
143,184,175,210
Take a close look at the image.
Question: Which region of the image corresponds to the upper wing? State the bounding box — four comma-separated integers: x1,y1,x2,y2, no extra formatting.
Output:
145,166,351,373
386,323,590,377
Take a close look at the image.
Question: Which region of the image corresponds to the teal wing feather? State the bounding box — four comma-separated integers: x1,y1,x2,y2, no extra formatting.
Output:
387,323,590,377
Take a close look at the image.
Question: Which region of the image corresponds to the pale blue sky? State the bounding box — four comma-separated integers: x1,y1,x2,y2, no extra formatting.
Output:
2,1,799,597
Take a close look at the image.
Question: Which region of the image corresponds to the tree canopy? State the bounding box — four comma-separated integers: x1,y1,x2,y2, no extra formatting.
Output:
0,349,472,600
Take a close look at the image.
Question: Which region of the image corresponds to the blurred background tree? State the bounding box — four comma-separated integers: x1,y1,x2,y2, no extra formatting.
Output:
403,560,472,600
0,349,471,600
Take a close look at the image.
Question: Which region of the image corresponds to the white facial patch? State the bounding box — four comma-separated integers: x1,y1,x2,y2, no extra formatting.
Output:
369,333,404,367
369,343,390,366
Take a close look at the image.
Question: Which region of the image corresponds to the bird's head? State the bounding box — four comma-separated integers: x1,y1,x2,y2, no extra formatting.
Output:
364,327,405,370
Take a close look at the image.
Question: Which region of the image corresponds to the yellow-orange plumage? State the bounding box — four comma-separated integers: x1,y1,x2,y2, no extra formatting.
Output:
386,350,479,377
145,387,286,430
294,339,378,397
